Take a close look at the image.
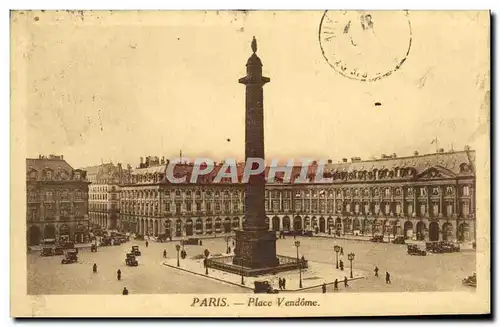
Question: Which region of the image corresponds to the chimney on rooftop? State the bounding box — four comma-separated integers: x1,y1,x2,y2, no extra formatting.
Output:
414,150,419,156
464,145,470,151
342,158,348,163
140,157,144,164
327,159,333,164
437,148,444,153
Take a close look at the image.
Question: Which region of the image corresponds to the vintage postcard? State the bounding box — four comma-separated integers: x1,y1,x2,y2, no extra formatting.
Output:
11,10,490,317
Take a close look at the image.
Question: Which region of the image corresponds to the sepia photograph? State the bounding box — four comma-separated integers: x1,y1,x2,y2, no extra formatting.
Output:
10,9,490,317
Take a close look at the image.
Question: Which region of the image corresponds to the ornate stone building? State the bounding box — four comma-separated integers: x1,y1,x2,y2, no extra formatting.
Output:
83,162,123,230
117,148,475,243
26,155,90,245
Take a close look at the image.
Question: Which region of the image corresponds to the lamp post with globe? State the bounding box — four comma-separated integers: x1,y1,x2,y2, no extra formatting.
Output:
334,245,341,269
294,240,302,289
347,252,355,278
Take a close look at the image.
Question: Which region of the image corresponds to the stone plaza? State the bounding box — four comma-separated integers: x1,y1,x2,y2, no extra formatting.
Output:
28,235,476,295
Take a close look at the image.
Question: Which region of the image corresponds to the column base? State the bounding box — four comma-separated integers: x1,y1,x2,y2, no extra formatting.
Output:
233,229,279,269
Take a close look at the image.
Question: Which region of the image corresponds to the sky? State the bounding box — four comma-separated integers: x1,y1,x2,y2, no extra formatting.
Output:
18,10,490,168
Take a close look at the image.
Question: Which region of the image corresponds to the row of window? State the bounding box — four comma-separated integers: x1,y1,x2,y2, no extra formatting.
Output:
89,193,118,201
120,189,243,199
121,201,241,215
90,185,117,193
27,169,82,181
291,185,470,198
27,203,84,221
117,185,472,201
27,190,85,201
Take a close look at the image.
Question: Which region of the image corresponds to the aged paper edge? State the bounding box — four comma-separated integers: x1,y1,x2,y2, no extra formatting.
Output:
10,10,491,317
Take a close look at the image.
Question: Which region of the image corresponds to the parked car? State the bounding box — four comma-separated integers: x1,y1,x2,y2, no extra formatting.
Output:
462,273,476,287
41,247,54,257
426,241,460,254
254,281,279,294
131,245,141,256
91,244,98,252
54,247,65,255
61,249,78,264
184,238,200,246
407,244,427,256
125,253,139,266
392,236,406,244
370,235,385,243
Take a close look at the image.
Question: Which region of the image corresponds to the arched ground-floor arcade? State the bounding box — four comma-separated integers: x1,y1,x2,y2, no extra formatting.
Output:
27,221,91,246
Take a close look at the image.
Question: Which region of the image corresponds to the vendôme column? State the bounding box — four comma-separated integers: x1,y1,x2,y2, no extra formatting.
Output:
233,37,279,269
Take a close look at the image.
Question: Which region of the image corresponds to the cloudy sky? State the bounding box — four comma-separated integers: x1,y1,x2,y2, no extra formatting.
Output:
17,10,489,168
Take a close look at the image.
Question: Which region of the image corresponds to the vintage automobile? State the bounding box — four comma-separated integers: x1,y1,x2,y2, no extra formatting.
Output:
125,253,139,266
407,244,427,256
100,237,112,247
426,241,460,254
131,245,141,256
462,273,476,287
63,242,75,249
40,247,54,256
91,244,98,252
61,249,78,264
370,235,385,243
183,238,200,246
392,236,406,244
113,238,122,246
254,281,279,294
54,246,65,255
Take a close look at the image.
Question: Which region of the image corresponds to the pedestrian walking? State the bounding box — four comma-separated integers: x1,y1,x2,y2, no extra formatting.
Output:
344,276,349,287
339,260,344,271
93,263,98,273
228,246,231,253
278,278,283,290
145,241,149,248
122,287,129,295
322,283,327,293
340,247,344,256
334,279,338,291
386,271,391,284
374,266,379,277
163,249,167,258
283,278,286,290
117,269,122,281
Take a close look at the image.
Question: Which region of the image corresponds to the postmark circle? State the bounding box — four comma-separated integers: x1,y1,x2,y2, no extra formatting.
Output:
319,10,412,82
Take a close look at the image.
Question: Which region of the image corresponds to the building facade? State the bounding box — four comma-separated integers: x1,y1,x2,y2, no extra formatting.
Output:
116,149,476,243
83,163,123,230
26,155,90,245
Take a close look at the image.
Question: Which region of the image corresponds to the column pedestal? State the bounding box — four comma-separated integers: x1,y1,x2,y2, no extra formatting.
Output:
233,229,279,269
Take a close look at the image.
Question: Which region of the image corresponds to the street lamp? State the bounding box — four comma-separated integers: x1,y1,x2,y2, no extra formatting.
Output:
225,236,230,254
176,244,181,267
347,252,355,278
334,245,340,269
204,248,210,275
294,240,302,288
